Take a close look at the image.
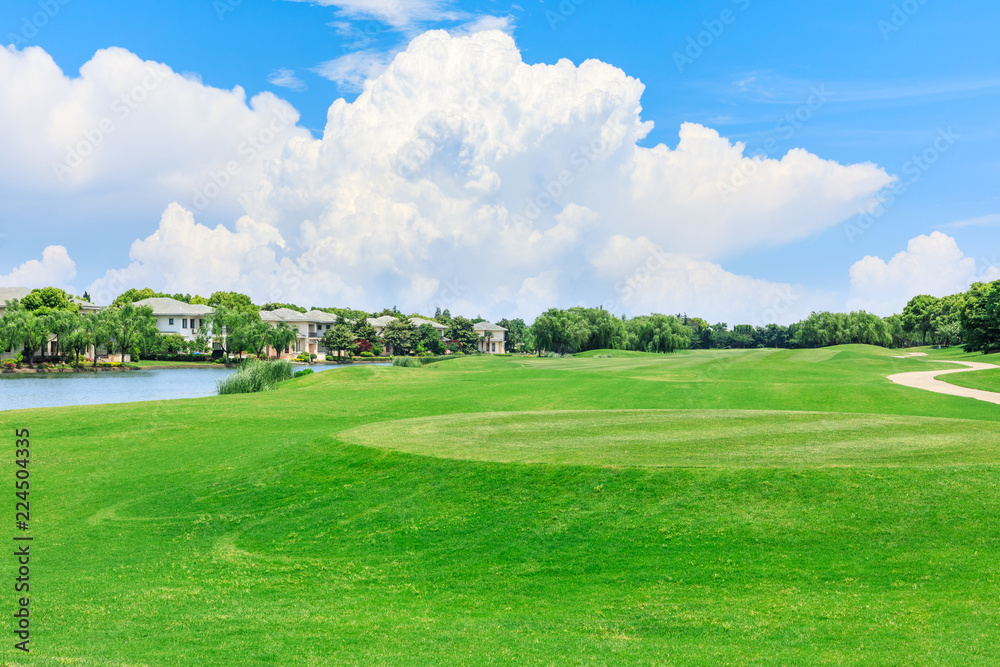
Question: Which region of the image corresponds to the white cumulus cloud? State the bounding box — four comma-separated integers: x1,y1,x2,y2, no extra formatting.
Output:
9,31,896,322
848,232,984,315
0,246,77,291
236,30,891,318
0,44,310,216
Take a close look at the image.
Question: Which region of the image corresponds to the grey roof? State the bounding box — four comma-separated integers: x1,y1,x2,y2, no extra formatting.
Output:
474,321,507,332
409,317,447,330
367,315,398,328
305,310,338,323
0,287,32,304
260,308,314,322
73,297,101,311
134,297,214,316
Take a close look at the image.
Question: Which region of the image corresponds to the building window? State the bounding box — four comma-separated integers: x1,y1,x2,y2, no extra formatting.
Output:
168,318,174,326
182,318,188,329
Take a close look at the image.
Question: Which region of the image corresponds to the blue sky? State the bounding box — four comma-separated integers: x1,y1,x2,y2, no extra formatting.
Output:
1,0,997,320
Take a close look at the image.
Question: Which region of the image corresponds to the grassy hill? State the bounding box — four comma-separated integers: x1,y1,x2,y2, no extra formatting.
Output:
3,345,1000,665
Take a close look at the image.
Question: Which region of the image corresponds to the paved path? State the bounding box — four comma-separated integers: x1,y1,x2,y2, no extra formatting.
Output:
887,361,1000,405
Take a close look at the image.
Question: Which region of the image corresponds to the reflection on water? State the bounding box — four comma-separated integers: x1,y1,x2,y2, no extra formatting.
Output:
0,363,389,411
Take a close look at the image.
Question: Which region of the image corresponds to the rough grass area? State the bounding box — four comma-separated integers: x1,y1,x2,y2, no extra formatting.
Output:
3,345,1000,665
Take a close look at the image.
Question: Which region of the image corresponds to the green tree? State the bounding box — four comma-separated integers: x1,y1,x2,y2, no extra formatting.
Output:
321,322,356,359
266,321,298,359
45,309,80,359
111,287,160,307
528,309,589,354
902,294,940,345
191,325,212,355
23,286,77,313
261,303,306,313
61,312,96,366
0,301,50,367
383,319,417,355
107,303,158,362
961,281,1000,353
414,323,445,355
497,318,527,353
625,314,691,353
353,320,380,346
446,317,480,354
208,291,256,312
244,318,273,359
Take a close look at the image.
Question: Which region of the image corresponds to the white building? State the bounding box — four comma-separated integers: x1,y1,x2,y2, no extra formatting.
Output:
261,308,339,359
134,297,213,342
474,322,507,354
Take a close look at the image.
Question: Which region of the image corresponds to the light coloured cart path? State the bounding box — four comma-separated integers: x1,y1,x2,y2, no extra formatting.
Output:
887,361,1000,405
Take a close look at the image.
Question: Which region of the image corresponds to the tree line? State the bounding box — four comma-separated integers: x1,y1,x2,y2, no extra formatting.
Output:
3,280,999,365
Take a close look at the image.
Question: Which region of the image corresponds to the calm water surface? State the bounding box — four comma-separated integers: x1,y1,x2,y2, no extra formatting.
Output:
0,364,387,412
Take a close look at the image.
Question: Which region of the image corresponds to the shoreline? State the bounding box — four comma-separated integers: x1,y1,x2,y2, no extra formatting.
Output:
1,358,396,375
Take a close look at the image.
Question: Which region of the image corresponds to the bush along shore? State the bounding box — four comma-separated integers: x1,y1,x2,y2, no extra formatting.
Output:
217,359,293,395
1,361,140,374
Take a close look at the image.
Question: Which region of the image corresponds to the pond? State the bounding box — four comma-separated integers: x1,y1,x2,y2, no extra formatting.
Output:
0,363,389,412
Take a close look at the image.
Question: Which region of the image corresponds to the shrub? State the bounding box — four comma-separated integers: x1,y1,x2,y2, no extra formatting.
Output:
325,354,335,361
359,351,375,358
310,353,317,360
371,344,384,356
217,359,293,395
392,356,422,368
2,361,16,371
293,368,314,378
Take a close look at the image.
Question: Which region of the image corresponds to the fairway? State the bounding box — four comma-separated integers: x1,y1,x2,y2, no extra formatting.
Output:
340,409,1000,467
5,345,1000,666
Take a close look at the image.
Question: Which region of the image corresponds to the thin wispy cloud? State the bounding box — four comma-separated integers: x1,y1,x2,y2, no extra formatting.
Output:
311,50,393,91
284,0,463,30
267,68,307,92
938,213,1000,230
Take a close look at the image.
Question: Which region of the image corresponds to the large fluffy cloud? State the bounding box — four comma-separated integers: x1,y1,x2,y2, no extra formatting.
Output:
0,246,77,291
87,204,363,307
236,30,891,316
18,30,895,319
0,44,309,214
847,232,996,315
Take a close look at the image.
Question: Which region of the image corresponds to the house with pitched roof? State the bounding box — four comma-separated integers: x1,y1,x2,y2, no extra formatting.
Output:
474,322,507,354
260,308,338,359
134,297,214,342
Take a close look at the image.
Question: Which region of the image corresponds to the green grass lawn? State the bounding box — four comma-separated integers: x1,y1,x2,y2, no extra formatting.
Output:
941,368,1000,393
4,345,1000,665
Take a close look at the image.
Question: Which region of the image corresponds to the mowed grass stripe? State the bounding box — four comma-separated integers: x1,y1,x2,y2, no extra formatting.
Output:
338,409,1000,467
